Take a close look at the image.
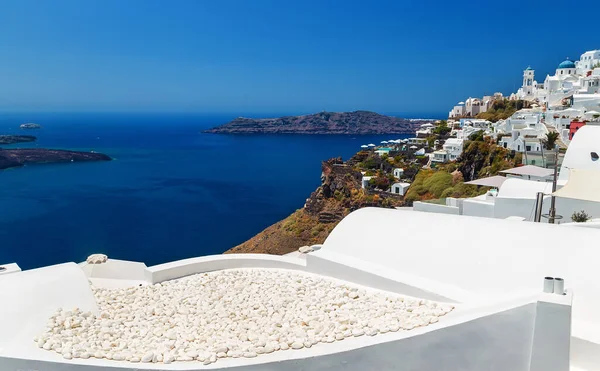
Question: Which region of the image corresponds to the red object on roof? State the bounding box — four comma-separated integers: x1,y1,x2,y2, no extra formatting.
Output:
569,121,586,140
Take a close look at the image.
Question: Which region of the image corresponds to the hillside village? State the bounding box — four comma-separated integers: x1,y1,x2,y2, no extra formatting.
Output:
354,48,600,223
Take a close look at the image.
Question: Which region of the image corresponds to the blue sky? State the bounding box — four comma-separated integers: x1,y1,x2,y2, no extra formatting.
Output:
1,0,599,116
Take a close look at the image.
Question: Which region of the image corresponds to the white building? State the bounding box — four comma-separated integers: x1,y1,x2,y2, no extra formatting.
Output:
361,176,373,189
459,118,491,129
414,148,426,156
407,138,428,146
415,123,434,138
449,102,466,118
576,49,600,74
431,150,450,163
443,138,464,161
393,168,404,178
517,67,538,100
494,109,548,153
390,182,410,195
528,51,600,110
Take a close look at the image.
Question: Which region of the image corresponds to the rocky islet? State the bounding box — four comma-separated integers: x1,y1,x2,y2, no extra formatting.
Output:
204,111,433,135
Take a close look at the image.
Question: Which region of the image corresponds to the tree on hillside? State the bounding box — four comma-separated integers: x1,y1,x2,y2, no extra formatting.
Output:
543,132,560,150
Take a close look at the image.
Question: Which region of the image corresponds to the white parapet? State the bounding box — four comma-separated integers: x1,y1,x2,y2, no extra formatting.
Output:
529,291,573,371
0,262,21,276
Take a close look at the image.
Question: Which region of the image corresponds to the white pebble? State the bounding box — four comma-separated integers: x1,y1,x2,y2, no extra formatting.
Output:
35,269,452,364
141,351,154,363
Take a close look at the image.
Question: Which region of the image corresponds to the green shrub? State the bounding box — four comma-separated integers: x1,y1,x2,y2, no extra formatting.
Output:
468,131,485,141
440,187,455,198
369,173,391,190
422,171,453,198
572,210,591,223
334,190,344,201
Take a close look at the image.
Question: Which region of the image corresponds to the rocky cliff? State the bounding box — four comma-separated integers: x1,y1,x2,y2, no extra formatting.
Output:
225,157,404,255
205,111,431,135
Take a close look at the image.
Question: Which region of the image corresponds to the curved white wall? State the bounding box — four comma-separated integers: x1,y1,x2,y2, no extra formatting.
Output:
319,208,600,342
148,254,308,283
0,302,541,371
559,125,600,182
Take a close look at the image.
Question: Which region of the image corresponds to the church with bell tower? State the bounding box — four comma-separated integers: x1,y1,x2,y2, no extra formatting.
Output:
522,66,535,97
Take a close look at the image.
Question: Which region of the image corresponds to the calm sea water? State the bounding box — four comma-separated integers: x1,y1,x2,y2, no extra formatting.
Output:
0,112,413,269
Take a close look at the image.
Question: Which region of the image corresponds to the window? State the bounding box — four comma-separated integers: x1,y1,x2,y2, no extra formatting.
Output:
395,187,400,194
518,145,520,151
526,146,531,151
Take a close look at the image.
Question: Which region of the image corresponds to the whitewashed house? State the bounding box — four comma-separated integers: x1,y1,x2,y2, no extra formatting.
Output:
442,138,464,160
494,109,548,153
393,168,404,178
390,182,410,196
449,102,466,118
361,176,373,189
415,123,434,138
431,150,449,163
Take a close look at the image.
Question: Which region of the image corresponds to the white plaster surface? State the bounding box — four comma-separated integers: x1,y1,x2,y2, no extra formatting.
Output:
530,292,573,371
0,263,98,354
559,125,600,182
319,207,600,368
148,254,307,284
412,201,460,215
80,259,149,281
0,262,21,275
0,252,577,370
0,300,542,371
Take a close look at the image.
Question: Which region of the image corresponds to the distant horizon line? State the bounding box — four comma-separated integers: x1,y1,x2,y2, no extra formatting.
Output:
0,109,447,119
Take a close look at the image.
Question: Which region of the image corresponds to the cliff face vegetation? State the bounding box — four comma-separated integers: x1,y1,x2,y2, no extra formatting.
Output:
404,169,482,202
226,157,405,255
205,111,432,135
404,136,520,203
476,99,531,122
457,136,521,181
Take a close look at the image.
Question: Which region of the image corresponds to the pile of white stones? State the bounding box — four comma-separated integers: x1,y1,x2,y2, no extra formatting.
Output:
35,269,454,364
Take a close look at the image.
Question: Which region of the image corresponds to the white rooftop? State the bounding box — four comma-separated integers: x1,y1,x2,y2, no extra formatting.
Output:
499,165,554,178
464,175,507,188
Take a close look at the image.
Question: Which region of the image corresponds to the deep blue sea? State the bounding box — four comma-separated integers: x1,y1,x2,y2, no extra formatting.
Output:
0,112,413,269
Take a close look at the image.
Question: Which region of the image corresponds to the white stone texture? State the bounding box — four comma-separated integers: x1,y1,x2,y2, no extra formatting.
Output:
298,246,313,254
86,254,108,265
36,269,453,364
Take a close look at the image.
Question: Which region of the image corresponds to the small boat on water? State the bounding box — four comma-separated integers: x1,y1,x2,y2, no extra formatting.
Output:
20,123,42,129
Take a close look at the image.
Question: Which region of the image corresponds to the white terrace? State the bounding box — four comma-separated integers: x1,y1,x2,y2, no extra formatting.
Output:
0,208,596,371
